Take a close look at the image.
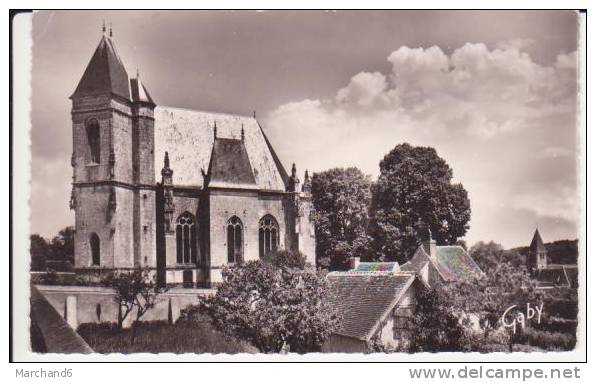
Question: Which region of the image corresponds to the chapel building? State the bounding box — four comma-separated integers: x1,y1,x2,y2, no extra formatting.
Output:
69,31,315,286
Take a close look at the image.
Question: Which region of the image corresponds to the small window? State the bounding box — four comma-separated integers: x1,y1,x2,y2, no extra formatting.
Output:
227,216,243,263
90,233,100,266
86,118,101,163
259,215,279,258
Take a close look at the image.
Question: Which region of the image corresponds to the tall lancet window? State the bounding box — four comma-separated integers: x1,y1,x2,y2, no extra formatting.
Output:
259,215,279,258
176,212,197,264
227,216,243,263
90,233,100,266
86,118,101,164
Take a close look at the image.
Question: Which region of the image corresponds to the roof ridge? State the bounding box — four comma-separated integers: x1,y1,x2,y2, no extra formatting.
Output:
157,105,256,119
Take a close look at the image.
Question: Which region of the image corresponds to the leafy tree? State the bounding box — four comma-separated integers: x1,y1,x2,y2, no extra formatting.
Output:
103,267,169,343
368,144,471,263
311,168,372,270
470,241,524,272
197,250,341,353
446,261,543,351
30,234,49,271
409,285,470,352
49,226,75,265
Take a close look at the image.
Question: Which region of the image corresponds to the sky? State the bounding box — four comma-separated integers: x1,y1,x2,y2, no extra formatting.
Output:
30,10,581,248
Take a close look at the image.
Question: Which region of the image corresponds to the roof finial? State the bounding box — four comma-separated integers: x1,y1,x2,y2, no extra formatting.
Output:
136,67,140,79
102,20,106,34
241,124,245,141
164,151,170,168
253,110,256,119
213,121,217,139
109,22,113,37
304,169,309,181
291,163,297,177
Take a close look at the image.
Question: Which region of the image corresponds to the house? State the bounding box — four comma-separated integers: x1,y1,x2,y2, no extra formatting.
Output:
322,269,420,353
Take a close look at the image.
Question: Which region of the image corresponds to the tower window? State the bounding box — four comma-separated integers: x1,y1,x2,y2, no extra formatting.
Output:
227,216,243,263
176,212,197,264
90,232,100,266
86,118,101,164
259,215,279,258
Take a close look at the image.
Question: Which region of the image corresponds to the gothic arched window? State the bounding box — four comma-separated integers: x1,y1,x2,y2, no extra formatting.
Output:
227,216,243,263
90,233,100,266
259,215,279,258
176,212,197,264
86,118,101,164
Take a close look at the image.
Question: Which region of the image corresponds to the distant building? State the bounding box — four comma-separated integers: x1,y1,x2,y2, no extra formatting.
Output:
527,229,578,289
69,31,315,287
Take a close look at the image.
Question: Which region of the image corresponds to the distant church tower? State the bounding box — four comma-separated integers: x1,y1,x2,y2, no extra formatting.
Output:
69,28,156,270
527,229,548,271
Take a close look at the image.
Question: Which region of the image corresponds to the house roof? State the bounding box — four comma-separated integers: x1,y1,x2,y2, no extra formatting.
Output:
433,246,485,282
535,265,578,288
207,138,258,189
530,229,546,253
326,272,415,340
154,106,288,190
71,35,130,100
130,74,155,105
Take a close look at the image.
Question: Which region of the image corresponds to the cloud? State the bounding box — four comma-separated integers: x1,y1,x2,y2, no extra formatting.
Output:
265,41,579,247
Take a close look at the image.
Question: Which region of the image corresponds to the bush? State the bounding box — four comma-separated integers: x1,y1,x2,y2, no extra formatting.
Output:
515,327,576,351
40,268,59,285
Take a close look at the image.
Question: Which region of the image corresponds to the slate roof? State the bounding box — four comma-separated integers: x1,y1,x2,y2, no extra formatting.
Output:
207,138,258,189
71,35,130,100
534,265,578,288
130,75,155,105
530,229,546,253
433,246,485,282
326,273,415,340
30,285,93,353
154,106,288,190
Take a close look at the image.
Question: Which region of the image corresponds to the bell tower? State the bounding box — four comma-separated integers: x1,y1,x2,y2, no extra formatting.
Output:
70,27,138,271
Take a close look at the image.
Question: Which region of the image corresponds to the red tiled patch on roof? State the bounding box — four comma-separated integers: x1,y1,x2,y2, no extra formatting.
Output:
433,246,485,282
353,262,399,272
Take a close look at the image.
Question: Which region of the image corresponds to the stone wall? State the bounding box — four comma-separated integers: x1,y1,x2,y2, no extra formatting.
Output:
207,189,288,283
36,285,213,329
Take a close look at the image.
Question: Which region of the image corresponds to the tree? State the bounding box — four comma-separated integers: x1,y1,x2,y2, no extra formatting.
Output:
30,234,49,271
446,261,543,351
310,168,372,270
48,226,75,265
197,250,341,353
469,241,524,273
409,285,469,352
103,267,169,343
368,143,471,263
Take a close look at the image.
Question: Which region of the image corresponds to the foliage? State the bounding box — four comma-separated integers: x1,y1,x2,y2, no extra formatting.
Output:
446,261,543,350
102,267,169,343
77,320,256,354
409,285,470,352
310,168,372,270
509,239,578,266
368,144,471,263
29,226,75,271
195,250,341,353
513,327,576,351
469,241,524,273
40,268,59,285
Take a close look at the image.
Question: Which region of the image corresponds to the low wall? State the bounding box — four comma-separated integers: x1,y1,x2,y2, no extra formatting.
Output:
35,285,214,329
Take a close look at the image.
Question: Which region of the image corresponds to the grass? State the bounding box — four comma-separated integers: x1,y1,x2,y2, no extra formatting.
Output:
77,316,258,354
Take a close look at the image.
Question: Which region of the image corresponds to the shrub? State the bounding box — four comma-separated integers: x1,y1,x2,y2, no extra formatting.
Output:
40,268,59,285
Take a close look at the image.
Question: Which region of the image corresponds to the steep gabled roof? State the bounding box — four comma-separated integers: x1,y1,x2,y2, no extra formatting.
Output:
433,246,485,282
530,229,546,253
326,273,415,340
154,107,287,190
71,35,130,100
207,138,258,189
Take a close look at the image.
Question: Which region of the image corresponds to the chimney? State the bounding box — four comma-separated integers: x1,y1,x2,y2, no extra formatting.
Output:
422,228,437,258
349,257,361,270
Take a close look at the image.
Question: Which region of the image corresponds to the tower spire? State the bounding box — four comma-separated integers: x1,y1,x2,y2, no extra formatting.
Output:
102,20,106,34
214,121,218,139
109,22,113,37
241,124,245,141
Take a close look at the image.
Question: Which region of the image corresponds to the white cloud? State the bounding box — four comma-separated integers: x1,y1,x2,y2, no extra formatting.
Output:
265,41,579,247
